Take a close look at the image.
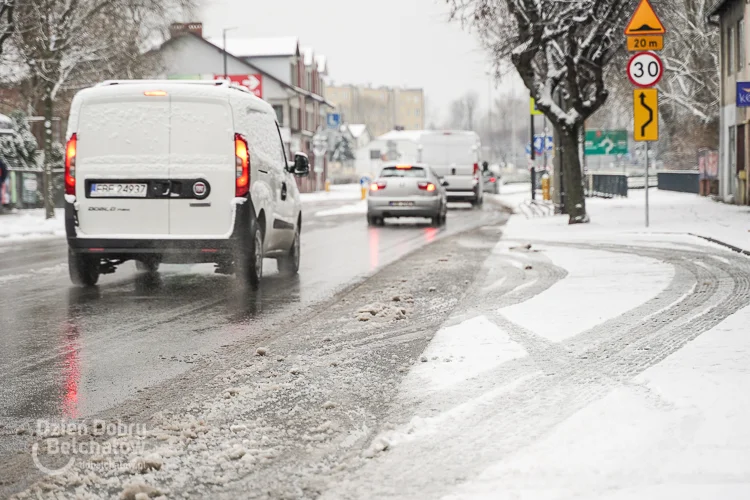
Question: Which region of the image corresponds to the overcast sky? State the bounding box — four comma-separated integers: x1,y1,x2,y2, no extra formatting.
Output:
198,0,526,124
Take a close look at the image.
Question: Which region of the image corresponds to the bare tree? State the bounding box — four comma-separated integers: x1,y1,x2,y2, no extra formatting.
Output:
10,0,194,218
0,0,13,58
447,0,629,223
445,91,481,130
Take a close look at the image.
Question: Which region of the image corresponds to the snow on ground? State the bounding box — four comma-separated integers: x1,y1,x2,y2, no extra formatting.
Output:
498,188,750,253
0,208,65,244
315,200,367,217
300,183,362,203
407,315,527,393
444,303,750,500
499,247,674,342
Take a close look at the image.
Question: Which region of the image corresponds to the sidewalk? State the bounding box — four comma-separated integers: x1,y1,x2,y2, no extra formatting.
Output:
501,188,750,254
0,208,65,243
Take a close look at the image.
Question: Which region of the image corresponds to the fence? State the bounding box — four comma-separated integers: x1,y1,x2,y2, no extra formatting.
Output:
585,173,628,198
656,170,700,194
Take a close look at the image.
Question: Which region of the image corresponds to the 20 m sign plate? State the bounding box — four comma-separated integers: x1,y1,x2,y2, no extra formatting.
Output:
627,51,664,88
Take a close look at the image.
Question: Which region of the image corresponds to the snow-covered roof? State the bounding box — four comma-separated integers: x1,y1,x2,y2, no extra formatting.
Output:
301,47,314,66
205,36,299,57
315,55,327,74
348,124,368,139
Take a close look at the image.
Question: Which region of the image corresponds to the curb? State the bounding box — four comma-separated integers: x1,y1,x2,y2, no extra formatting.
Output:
689,233,750,257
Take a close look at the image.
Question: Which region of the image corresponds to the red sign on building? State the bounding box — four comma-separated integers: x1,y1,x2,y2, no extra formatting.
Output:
214,74,263,99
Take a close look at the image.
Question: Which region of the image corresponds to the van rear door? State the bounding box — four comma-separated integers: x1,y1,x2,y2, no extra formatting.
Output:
420,132,479,191
169,97,235,237
75,94,170,237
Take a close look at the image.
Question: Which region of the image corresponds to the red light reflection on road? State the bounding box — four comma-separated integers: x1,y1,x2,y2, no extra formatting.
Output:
61,320,81,419
424,227,438,243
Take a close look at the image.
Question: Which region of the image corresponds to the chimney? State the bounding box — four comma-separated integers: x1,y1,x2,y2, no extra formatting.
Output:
169,22,203,39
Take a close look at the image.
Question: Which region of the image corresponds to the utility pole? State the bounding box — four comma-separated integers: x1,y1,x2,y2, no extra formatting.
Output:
487,72,494,163
222,27,237,79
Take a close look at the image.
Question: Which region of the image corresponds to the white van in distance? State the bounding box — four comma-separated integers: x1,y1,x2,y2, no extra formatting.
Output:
417,130,484,206
64,80,310,289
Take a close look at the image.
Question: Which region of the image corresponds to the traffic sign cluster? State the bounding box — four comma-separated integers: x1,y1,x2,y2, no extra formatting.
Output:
626,0,664,142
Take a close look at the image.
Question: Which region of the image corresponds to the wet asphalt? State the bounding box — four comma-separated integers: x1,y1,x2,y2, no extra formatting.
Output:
0,200,508,429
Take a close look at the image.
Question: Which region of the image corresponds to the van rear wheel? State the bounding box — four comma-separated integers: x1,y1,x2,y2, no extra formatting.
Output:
278,227,300,276
136,258,160,273
68,249,100,286
237,223,263,290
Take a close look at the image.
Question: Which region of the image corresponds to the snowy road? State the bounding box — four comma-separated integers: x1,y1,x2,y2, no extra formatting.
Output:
0,198,510,496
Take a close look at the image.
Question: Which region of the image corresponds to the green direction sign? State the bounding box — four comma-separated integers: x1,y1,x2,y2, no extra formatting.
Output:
585,129,628,156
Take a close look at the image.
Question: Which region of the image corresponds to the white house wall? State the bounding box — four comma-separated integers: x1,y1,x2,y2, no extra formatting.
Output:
246,58,292,86
158,36,288,100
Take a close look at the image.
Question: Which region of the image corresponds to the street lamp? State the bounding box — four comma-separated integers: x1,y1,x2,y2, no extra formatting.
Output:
222,27,238,80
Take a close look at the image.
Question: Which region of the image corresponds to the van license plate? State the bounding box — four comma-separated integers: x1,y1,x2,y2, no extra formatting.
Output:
389,201,414,207
90,183,148,198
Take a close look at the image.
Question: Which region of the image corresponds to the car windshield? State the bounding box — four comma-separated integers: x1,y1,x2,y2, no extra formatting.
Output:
380,167,426,178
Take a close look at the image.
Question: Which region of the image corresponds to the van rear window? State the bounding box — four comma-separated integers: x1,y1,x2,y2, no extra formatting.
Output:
380,167,426,178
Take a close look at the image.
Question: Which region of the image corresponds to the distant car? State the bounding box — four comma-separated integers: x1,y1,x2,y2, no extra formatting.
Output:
416,130,484,206
481,162,501,194
367,163,448,227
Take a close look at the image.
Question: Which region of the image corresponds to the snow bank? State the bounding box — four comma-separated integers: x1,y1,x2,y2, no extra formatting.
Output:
315,200,367,217
499,247,674,343
300,184,362,203
0,208,65,243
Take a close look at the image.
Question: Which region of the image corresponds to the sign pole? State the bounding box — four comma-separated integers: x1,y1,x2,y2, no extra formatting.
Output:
530,114,536,200
645,141,650,227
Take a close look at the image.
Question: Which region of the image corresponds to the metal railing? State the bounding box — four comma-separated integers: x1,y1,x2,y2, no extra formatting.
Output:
585,173,628,198
4,168,65,209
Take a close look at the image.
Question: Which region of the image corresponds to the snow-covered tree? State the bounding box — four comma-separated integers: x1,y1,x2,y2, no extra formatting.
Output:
0,110,39,170
447,0,629,223
0,0,13,58
331,133,355,164
9,0,193,218
444,91,480,131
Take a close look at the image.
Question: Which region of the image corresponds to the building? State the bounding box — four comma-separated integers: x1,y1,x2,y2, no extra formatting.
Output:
709,0,749,205
154,23,334,192
325,84,424,138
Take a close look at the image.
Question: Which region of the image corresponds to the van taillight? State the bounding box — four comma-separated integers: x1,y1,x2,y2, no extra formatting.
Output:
473,163,479,176
65,134,77,196
235,133,250,197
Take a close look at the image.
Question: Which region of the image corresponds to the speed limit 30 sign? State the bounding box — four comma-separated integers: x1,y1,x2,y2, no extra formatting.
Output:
627,51,664,88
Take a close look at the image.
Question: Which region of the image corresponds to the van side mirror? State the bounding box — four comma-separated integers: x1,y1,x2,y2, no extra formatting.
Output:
482,161,489,171
441,179,449,187
292,152,310,177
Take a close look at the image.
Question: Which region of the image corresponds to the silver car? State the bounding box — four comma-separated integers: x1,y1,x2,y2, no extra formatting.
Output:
367,163,448,227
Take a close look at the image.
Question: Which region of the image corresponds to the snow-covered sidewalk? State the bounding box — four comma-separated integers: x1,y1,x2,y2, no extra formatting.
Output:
0,208,65,243
497,188,750,254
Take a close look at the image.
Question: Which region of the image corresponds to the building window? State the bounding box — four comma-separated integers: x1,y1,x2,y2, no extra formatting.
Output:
738,124,746,174
273,105,284,126
415,109,420,116
291,108,300,130
739,19,745,70
728,26,735,75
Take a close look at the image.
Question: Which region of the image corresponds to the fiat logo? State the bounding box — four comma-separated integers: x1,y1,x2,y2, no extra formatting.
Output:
192,181,209,199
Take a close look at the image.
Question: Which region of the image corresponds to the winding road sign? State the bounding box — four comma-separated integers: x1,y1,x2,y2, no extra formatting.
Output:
633,89,658,141
627,51,664,88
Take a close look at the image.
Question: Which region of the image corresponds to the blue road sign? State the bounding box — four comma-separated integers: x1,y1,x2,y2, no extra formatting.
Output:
525,134,554,155
327,113,341,129
359,175,372,186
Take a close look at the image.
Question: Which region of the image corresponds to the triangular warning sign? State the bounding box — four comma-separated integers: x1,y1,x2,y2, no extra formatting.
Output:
625,0,666,36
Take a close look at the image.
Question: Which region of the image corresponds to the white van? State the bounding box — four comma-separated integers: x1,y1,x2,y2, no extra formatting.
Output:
417,130,483,205
63,80,310,289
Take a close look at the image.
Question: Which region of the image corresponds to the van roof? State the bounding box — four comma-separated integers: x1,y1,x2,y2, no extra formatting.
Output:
74,80,274,114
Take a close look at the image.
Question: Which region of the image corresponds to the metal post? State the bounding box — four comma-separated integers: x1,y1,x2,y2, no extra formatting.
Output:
645,141,650,227
530,114,536,200
223,30,227,79
488,75,493,163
